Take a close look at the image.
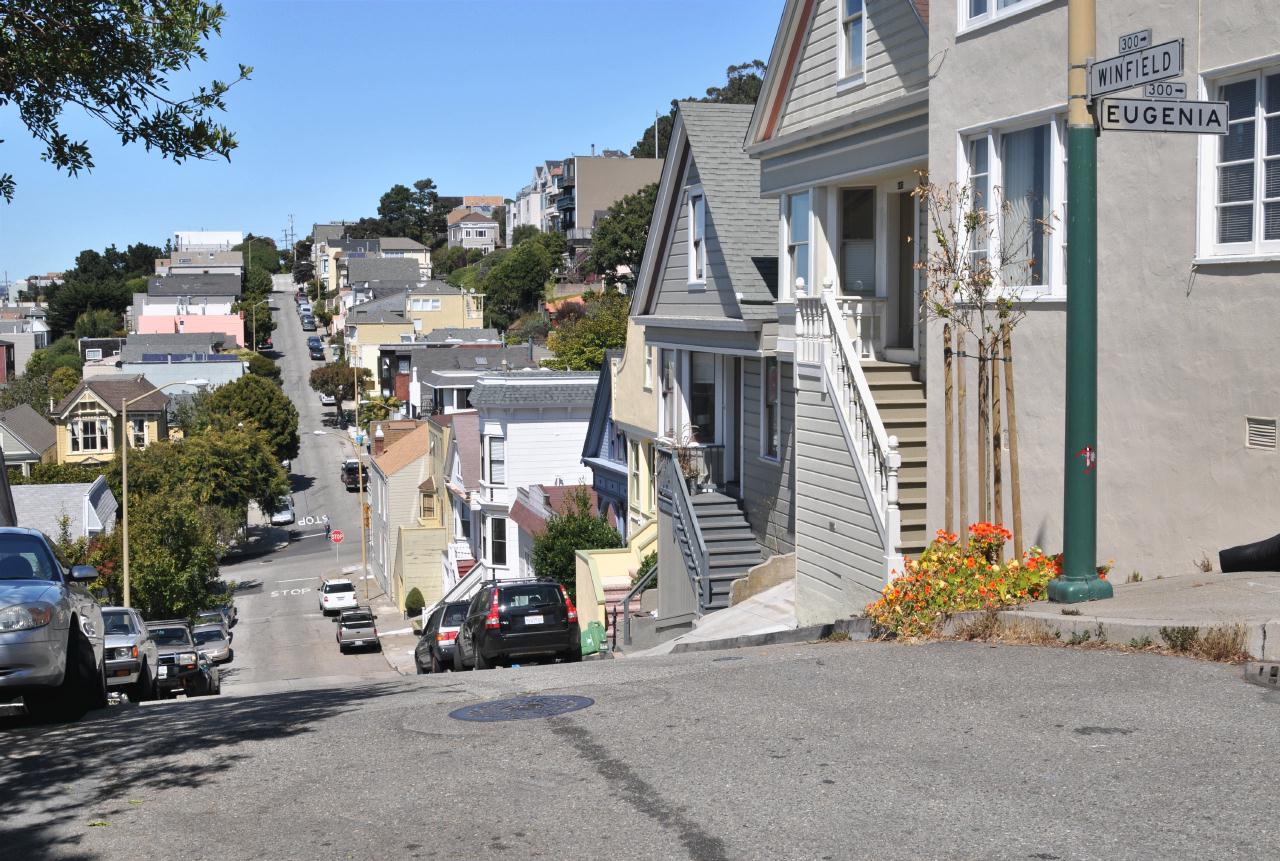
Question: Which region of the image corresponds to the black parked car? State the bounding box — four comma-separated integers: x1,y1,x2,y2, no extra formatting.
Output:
414,600,469,674
453,580,581,671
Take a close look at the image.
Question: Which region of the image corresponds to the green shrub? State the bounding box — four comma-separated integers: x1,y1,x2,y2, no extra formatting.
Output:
404,587,425,615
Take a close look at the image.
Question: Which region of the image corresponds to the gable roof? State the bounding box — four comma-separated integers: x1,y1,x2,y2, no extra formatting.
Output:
463,196,504,208
469,372,598,408
581,351,618,461
451,211,497,226
147,273,241,297
348,292,408,325
372,422,430,477
312,222,355,244
0,404,56,455
13,477,118,540
55,374,169,417
633,102,779,320
746,0,929,148
346,256,420,283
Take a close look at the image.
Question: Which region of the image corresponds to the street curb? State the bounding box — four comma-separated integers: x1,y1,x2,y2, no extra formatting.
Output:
668,617,874,655
1243,661,1280,689
990,609,1280,660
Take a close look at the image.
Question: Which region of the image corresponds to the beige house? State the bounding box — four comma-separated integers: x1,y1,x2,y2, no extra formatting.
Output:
346,283,485,373
53,375,169,466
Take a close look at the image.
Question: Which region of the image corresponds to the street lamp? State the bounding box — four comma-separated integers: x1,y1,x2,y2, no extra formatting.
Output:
121,378,209,608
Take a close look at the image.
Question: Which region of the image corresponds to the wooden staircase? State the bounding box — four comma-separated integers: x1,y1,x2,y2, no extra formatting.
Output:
687,493,764,611
862,362,927,557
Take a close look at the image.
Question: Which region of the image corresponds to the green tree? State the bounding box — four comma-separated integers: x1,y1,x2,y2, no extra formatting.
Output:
233,295,274,349
309,362,372,426
27,336,83,376
511,224,540,247
482,241,552,330
361,393,399,423
545,290,629,371
527,229,567,260
234,237,280,274
48,279,132,337
73,308,121,338
630,61,767,158
293,238,315,284
48,366,81,405
492,204,507,246
7,461,102,486
585,183,658,288
127,492,222,620
0,1,251,203
243,265,272,299
209,373,300,462
531,487,622,600
240,350,281,383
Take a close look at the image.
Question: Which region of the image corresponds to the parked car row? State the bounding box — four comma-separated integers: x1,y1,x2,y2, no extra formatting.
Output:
297,293,317,332
413,579,582,674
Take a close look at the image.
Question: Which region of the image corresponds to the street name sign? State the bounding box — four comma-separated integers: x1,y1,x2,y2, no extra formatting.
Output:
1118,29,1151,54
1098,98,1228,135
1089,39,1183,99
331,529,344,544
1145,80,1187,100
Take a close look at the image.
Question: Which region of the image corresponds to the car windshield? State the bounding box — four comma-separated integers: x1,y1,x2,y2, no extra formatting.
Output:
344,619,374,630
103,611,136,635
0,534,62,581
443,604,469,626
324,583,355,594
193,629,224,645
149,627,190,646
502,584,562,609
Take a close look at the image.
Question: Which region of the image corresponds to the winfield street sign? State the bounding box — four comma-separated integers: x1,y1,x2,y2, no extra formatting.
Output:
1098,98,1228,134
1088,39,1183,100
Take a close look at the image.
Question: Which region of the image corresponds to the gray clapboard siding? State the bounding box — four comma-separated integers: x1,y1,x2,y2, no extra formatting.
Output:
793,365,885,625
741,357,795,555
778,0,928,138
653,160,739,317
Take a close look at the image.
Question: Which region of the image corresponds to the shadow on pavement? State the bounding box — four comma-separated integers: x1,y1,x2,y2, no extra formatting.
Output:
0,680,409,860
289,475,316,493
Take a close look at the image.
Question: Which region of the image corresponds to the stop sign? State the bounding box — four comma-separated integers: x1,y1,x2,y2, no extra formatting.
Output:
330,529,344,544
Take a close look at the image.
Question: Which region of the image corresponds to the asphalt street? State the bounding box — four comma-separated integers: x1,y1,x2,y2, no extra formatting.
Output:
2,640,1276,860
217,276,392,692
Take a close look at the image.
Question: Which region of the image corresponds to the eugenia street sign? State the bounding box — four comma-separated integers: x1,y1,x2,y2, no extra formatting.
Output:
1098,97,1229,135
1088,39,1183,100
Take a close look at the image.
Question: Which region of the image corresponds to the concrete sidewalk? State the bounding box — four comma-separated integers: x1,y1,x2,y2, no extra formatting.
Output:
999,571,1280,658
626,580,799,658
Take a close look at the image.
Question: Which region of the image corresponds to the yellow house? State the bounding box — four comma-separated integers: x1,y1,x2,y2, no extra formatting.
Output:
390,413,459,612
575,318,659,649
53,375,169,466
346,283,486,373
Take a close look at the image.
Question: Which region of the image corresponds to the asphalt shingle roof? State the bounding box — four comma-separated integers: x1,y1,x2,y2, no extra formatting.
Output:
55,375,169,416
448,411,482,492
348,292,408,324
423,327,501,343
13,480,117,539
147,273,242,297
378,237,428,251
346,257,420,283
407,344,549,381
0,404,56,455
678,101,780,316
468,372,597,408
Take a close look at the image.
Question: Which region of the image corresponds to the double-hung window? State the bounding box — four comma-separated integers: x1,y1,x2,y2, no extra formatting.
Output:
762,357,781,460
1206,69,1280,255
785,192,811,296
70,418,109,453
489,516,508,567
963,117,1064,295
486,437,506,485
839,0,865,82
130,418,147,449
688,190,707,284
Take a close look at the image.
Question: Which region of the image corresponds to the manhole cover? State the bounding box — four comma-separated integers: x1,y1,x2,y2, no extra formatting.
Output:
448,695,594,722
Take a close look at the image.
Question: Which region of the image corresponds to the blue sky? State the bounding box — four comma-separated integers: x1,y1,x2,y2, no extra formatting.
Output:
0,0,783,284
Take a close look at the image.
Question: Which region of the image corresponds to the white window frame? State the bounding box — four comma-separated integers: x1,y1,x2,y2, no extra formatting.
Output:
485,436,507,486
130,418,147,449
84,348,103,361
959,111,1067,299
70,417,110,453
1197,63,1280,261
643,348,654,391
687,187,707,287
760,356,782,461
488,515,508,567
958,0,1056,35
837,0,866,87
781,191,812,301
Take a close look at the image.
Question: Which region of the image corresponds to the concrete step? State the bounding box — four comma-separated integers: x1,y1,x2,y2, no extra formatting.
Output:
862,361,921,385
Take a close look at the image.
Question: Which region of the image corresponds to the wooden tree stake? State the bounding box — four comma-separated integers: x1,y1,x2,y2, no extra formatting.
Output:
1002,323,1024,558
943,323,955,534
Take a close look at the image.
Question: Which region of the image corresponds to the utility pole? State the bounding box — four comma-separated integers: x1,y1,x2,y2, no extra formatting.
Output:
1050,0,1112,603
354,363,369,601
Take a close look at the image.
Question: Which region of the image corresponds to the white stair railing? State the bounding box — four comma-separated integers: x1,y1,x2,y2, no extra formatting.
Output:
795,278,903,581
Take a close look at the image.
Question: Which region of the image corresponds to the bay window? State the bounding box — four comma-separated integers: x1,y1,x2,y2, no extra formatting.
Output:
70,418,110,453
785,192,810,295
486,437,506,485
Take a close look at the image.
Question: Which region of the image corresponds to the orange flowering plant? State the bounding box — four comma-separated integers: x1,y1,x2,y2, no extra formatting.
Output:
865,523,1060,639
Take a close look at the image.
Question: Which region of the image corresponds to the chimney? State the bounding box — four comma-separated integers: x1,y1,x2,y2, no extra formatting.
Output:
591,143,596,156
372,423,386,455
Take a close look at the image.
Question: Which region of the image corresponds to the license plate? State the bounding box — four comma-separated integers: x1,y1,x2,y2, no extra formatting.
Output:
114,669,130,677
351,640,366,646
525,614,544,626
158,667,168,677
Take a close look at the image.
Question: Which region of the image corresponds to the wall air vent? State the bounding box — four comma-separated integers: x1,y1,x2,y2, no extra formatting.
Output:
1246,416,1278,450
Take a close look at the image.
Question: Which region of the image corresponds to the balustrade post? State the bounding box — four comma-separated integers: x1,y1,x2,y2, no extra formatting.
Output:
883,435,904,582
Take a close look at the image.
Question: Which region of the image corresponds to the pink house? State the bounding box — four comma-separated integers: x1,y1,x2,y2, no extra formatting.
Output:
134,315,244,346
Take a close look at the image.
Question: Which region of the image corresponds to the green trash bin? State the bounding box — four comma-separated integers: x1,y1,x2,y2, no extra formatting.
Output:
581,620,606,656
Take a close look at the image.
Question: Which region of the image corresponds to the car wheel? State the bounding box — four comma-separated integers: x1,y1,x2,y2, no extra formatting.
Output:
474,648,492,670
129,660,156,702
415,657,427,674
452,648,468,672
430,651,444,674
24,622,100,722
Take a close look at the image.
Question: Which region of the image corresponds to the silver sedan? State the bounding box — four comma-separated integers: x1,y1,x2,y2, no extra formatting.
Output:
191,623,232,664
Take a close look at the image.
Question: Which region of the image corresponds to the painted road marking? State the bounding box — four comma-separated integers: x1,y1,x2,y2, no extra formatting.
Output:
275,577,315,584
270,587,312,598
